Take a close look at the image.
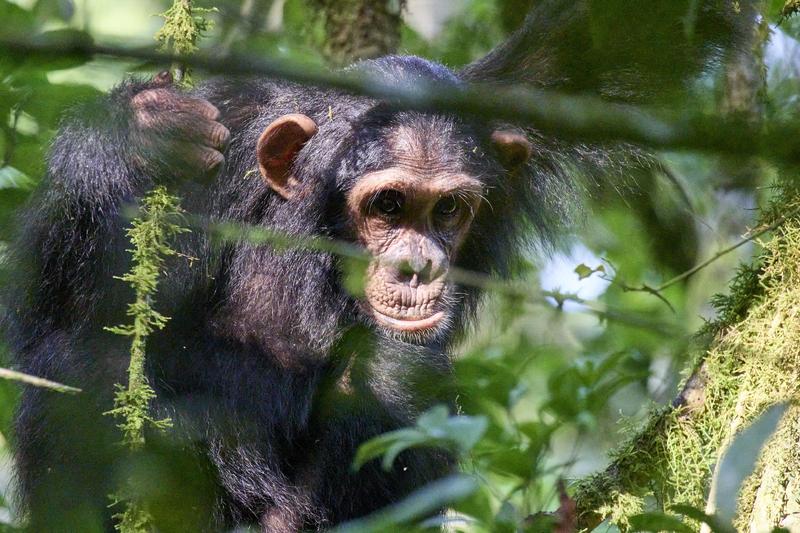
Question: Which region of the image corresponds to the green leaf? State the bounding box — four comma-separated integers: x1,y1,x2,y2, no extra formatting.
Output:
0,1,36,34
332,475,477,533
670,504,733,533
0,166,34,190
574,263,594,280
714,402,788,527
629,511,693,532
353,405,488,471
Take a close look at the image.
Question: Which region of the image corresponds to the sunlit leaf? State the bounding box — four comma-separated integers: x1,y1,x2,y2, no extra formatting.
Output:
714,402,788,527
332,475,477,533
0,166,34,190
574,263,594,280
353,405,487,471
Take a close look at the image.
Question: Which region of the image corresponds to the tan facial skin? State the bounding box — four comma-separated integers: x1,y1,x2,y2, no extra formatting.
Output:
347,168,483,332
256,114,530,335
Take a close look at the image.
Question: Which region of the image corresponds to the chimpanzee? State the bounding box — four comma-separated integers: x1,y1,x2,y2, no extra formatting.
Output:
4,0,751,531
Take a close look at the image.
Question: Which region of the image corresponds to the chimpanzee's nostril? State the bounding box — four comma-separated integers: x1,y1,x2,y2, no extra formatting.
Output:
398,257,434,285
417,260,434,283
399,261,416,277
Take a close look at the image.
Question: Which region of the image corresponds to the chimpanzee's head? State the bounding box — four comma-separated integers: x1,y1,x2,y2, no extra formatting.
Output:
254,58,532,341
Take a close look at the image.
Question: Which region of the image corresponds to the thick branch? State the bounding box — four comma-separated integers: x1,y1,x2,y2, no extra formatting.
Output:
307,0,404,65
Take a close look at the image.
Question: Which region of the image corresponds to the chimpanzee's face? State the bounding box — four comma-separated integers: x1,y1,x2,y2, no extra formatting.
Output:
345,122,484,335
256,112,530,339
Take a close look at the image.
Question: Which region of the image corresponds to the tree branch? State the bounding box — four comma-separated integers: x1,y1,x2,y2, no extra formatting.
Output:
0,367,81,393
3,35,800,163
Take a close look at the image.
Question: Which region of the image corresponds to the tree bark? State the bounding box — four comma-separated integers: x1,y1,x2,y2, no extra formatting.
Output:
307,0,405,66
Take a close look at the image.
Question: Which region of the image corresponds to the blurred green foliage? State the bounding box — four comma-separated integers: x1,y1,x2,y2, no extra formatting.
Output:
0,0,794,531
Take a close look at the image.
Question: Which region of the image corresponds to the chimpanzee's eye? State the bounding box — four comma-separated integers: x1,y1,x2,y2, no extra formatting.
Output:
372,189,404,216
435,195,459,217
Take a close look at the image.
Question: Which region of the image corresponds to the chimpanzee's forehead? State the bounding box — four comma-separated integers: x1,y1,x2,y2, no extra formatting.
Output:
382,114,485,173
332,109,492,190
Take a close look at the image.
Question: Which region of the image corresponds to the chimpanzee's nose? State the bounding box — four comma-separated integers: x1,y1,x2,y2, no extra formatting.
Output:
399,256,434,287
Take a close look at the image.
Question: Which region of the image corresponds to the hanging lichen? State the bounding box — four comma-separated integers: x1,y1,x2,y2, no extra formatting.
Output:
155,0,216,84
781,0,800,21
105,187,187,532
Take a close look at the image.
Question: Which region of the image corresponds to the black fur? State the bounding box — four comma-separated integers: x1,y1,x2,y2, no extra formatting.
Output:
4,1,753,531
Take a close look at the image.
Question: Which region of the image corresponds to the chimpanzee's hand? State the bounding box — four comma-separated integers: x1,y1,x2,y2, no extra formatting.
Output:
129,71,230,182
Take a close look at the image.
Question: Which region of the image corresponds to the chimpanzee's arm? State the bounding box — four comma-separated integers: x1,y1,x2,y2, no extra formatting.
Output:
15,73,229,329
6,74,233,529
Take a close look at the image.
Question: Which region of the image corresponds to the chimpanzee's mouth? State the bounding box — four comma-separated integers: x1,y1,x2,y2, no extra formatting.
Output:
370,308,446,332
363,273,448,332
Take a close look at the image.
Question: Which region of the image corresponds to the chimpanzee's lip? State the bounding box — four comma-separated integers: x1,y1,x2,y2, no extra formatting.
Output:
370,308,446,331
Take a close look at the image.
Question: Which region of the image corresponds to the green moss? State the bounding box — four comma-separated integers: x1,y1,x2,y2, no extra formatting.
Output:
155,0,216,84
575,188,800,530
104,187,187,532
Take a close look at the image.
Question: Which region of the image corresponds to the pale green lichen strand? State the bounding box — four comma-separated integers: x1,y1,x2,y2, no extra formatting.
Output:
105,186,187,532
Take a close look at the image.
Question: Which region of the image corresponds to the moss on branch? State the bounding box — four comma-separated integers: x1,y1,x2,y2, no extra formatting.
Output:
574,184,800,531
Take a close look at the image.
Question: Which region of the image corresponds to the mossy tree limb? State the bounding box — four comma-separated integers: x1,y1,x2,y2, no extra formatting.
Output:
574,185,800,531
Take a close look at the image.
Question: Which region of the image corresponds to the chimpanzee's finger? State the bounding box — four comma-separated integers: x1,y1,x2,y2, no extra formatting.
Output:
192,120,231,150
172,143,225,173
133,89,220,124
174,96,221,121
155,114,230,152
132,88,171,109
152,70,173,87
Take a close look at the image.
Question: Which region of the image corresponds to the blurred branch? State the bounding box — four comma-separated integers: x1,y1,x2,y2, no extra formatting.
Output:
3,35,800,163
195,215,680,335
0,367,81,393
306,0,405,65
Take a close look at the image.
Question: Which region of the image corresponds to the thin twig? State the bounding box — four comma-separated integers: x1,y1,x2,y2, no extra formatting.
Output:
0,367,81,393
653,211,794,292
602,208,798,309
1,95,28,167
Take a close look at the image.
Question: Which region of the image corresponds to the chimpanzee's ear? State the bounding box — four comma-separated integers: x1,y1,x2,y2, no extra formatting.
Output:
491,130,532,169
257,114,319,200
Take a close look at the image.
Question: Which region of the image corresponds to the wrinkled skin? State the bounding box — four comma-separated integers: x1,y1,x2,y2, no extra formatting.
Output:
348,166,483,333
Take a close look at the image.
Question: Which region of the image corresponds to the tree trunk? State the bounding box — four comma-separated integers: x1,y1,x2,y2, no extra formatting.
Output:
307,0,405,66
